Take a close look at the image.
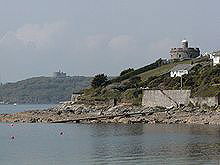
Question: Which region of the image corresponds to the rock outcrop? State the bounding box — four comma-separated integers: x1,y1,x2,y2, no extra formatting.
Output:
0,101,220,125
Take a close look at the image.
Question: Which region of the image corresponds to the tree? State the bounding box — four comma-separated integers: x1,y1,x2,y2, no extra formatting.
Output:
91,74,108,88
120,68,134,76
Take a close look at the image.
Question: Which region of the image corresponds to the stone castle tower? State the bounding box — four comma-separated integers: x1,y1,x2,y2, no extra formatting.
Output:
170,40,200,60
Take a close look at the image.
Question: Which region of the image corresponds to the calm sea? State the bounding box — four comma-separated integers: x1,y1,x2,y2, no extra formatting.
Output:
0,105,220,164
0,104,56,114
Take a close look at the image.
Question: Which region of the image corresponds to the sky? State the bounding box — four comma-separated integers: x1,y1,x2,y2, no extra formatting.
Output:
0,0,220,82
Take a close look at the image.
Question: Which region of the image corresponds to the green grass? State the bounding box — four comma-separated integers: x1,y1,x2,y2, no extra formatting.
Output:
139,60,192,81
79,58,219,105
194,85,220,97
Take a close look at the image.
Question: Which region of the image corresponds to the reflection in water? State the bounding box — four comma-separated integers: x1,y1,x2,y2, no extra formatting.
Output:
89,124,220,164
1,123,220,165
90,124,145,164
90,124,144,137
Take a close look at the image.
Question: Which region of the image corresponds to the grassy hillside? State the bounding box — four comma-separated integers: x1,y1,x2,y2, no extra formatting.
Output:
143,63,220,97
107,58,164,84
0,76,92,104
138,60,192,81
80,56,220,105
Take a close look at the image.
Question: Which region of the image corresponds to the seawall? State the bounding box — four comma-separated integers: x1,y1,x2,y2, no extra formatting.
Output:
142,90,191,108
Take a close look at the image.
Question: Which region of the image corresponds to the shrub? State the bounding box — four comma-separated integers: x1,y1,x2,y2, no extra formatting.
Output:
91,74,108,88
120,68,134,76
109,58,164,83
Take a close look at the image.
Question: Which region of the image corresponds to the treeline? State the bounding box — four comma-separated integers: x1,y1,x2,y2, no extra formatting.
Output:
108,58,164,84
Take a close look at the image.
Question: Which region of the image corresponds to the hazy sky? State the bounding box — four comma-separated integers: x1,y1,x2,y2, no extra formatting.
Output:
0,0,220,82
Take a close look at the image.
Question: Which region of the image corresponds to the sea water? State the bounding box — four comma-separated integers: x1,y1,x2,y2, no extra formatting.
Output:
0,123,220,165
0,104,56,114
0,105,220,164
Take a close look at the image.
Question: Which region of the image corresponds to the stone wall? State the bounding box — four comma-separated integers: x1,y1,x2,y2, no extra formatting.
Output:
142,90,191,108
190,96,219,107
170,48,200,60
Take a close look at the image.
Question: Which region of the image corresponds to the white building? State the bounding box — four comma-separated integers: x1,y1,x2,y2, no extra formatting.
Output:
210,51,220,66
171,70,188,77
170,64,194,77
53,70,67,78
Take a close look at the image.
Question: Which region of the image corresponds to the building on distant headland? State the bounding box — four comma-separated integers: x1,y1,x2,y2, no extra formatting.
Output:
170,40,200,60
53,70,67,78
209,51,220,66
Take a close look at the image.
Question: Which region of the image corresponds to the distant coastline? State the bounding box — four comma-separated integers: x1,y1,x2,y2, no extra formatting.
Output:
0,76,92,104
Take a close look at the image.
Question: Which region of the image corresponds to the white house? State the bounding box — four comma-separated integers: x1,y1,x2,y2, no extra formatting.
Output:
210,51,220,66
170,64,194,77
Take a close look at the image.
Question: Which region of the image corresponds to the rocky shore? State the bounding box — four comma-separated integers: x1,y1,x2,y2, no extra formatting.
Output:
0,102,220,125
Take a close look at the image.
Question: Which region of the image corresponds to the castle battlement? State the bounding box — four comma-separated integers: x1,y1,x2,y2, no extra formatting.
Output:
170,40,200,60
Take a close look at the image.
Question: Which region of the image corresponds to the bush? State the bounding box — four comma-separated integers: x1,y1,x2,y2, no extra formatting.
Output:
91,74,108,88
122,88,142,105
120,68,134,76
109,58,164,84
128,76,141,88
